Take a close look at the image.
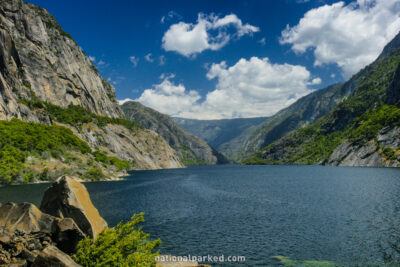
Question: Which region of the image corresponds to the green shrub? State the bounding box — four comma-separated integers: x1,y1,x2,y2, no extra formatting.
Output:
74,213,160,267
92,150,131,171
0,118,91,184
382,147,397,160
84,166,106,182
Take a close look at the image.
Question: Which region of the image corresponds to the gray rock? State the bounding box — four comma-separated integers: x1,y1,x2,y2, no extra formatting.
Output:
0,0,122,120
0,203,57,235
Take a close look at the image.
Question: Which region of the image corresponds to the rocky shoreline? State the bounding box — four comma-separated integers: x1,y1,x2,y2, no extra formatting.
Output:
0,176,209,267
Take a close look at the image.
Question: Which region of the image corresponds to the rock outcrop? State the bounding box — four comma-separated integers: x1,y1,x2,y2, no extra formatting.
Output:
0,202,57,235
122,101,228,165
0,0,122,121
40,176,107,239
32,245,81,267
327,127,400,167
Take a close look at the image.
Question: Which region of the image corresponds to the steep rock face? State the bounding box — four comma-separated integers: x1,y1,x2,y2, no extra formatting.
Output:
40,176,107,239
327,128,400,167
122,101,227,165
0,0,122,121
0,0,184,179
68,122,184,169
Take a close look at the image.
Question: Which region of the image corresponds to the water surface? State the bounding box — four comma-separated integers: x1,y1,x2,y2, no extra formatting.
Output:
1,165,400,266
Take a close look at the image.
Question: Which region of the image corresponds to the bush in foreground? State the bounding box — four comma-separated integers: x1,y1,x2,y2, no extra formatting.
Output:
74,213,160,267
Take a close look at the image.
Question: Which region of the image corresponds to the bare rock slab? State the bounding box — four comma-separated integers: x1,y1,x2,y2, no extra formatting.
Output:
31,245,81,267
0,203,57,235
40,176,107,239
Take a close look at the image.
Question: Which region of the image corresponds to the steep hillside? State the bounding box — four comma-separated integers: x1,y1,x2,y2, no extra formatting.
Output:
221,82,350,161
0,0,183,184
172,117,267,154
244,31,400,167
122,101,228,165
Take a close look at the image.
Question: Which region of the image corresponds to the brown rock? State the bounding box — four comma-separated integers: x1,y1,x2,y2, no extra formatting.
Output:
0,203,57,235
31,245,81,267
40,176,107,239
54,218,86,254
0,233,11,244
20,249,38,263
8,258,27,267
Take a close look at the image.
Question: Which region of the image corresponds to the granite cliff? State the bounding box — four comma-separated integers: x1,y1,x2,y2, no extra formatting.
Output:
0,0,183,185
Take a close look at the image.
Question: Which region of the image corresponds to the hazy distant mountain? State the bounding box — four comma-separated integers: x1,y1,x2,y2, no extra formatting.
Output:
171,117,267,157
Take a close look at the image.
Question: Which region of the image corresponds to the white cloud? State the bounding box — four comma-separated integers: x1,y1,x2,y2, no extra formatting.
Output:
258,37,266,46
309,77,322,85
134,57,318,119
159,55,166,66
161,10,182,24
136,74,201,117
129,56,139,67
280,0,400,77
89,56,96,62
162,13,259,57
144,53,154,62
118,98,134,105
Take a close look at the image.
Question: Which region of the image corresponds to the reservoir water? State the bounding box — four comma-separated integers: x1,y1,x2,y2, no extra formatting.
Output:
1,165,400,266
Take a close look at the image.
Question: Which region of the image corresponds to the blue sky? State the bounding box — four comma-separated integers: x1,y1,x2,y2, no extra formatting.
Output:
28,0,400,119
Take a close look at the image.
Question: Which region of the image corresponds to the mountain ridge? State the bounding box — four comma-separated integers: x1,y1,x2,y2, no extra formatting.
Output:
122,101,228,165
244,31,400,167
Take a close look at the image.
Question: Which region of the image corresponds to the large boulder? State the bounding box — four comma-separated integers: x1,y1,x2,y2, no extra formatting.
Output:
53,218,85,254
40,176,107,239
31,245,81,267
0,203,57,235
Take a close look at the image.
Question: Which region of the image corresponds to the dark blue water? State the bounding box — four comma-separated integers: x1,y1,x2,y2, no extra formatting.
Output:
1,165,400,266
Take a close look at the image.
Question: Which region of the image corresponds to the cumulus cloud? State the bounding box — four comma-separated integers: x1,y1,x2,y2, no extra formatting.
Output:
144,53,154,62
89,56,96,62
162,13,259,57
136,74,201,117
280,0,400,77
258,37,266,46
134,57,319,119
129,56,139,67
118,98,134,105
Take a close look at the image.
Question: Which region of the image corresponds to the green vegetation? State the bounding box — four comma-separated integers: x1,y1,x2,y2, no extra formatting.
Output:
92,150,131,171
74,213,160,267
21,98,141,131
84,166,106,182
273,256,339,267
0,113,133,184
243,50,400,165
179,144,207,165
0,118,90,184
